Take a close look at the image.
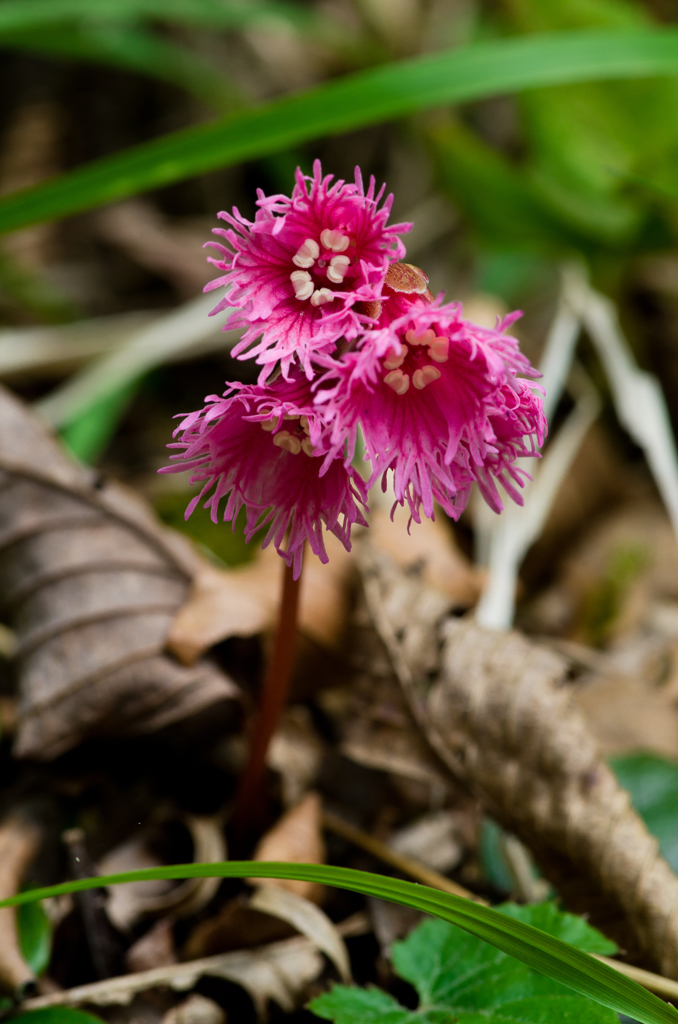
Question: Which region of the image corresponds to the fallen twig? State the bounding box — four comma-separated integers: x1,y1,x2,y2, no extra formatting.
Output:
18,915,370,1013
323,807,678,1001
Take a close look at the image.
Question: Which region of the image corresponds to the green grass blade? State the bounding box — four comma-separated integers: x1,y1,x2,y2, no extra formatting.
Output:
0,23,239,109
0,861,675,1024
2,28,678,235
0,0,310,33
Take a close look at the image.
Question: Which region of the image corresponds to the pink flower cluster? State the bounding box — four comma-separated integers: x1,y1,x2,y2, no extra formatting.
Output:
162,162,546,576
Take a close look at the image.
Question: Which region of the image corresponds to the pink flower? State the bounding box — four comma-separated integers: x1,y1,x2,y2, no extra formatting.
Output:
160,374,368,579
204,161,410,380
316,297,545,522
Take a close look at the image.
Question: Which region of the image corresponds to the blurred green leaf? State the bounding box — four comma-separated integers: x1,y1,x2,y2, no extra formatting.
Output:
12,1009,104,1024
478,0,678,253
429,118,581,251
59,375,142,464
0,22,240,110
1,864,675,1024
611,753,678,874
0,245,78,323
480,817,517,895
18,900,52,977
580,543,647,646
154,492,259,568
0,0,312,34
3,29,678,234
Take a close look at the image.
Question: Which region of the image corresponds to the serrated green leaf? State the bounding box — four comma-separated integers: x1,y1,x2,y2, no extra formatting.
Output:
312,905,620,1024
498,902,617,956
3,29,678,234
311,986,412,1024
393,914,615,1012
18,900,52,976
2,865,676,1024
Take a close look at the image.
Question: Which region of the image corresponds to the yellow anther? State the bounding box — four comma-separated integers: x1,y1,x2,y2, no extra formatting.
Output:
311,288,334,306
413,365,441,390
273,430,301,454
383,346,405,370
301,437,315,457
320,228,350,253
428,337,449,363
292,238,320,269
384,369,410,395
327,255,350,284
290,270,314,301
405,328,436,347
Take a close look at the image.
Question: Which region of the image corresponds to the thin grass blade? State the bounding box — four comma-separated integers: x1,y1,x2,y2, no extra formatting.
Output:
0,862,675,1024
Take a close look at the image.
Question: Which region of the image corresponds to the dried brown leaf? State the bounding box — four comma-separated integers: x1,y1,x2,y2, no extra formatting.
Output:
251,792,325,903
574,670,678,758
267,706,325,809
0,813,41,995
126,918,177,973
100,816,226,929
21,936,324,1017
0,385,239,759
162,994,225,1024
249,885,351,982
370,503,482,607
359,543,678,976
182,896,293,960
168,535,354,666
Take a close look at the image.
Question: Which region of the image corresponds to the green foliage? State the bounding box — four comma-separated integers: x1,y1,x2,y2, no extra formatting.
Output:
611,753,678,874
0,22,240,111
0,0,308,111
310,903,617,1024
2,29,678,235
0,0,311,34
431,0,678,259
3,865,676,1024
12,1009,105,1024
154,492,259,567
580,543,647,646
18,900,52,976
59,376,142,465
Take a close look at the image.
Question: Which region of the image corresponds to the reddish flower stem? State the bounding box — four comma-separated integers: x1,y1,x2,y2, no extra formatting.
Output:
231,555,302,839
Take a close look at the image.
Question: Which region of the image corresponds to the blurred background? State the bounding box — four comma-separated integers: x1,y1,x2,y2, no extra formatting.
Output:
2,0,678,644
5,3,678,1011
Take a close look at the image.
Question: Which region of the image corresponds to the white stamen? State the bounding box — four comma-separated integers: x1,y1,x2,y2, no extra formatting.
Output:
413,365,441,390
301,437,315,457
290,270,314,301
384,369,410,395
292,238,320,268
383,346,405,370
320,228,350,253
300,416,309,433
311,288,334,306
273,430,301,454
260,417,276,432
428,337,449,363
405,328,436,347
326,255,350,284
